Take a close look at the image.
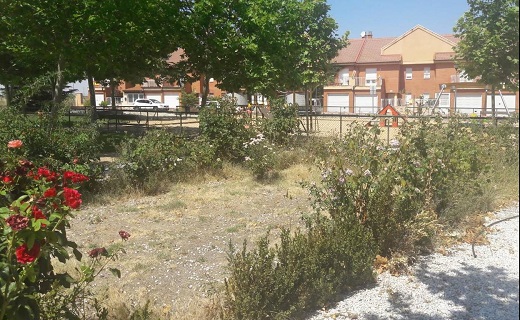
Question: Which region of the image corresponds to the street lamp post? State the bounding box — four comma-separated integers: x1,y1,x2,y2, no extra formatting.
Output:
451,85,457,115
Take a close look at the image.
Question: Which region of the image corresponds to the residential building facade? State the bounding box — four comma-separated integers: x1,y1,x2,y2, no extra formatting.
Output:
323,25,519,116
92,25,518,116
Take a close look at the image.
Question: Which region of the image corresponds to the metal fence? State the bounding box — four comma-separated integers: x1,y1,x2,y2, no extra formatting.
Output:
62,106,517,145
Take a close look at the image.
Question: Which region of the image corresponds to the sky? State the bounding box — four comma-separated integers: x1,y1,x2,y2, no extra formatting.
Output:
326,0,470,39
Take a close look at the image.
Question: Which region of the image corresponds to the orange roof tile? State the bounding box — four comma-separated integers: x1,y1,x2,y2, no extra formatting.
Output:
333,27,458,65
333,37,401,64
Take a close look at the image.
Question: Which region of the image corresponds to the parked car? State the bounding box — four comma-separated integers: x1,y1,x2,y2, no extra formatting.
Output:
133,99,169,111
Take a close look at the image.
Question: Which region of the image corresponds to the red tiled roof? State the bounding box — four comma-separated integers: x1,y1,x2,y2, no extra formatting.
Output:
333,28,458,65
333,37,401,64
440,34,460,44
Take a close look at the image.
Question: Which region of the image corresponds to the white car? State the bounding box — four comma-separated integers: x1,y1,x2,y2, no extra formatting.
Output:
133,99,169,111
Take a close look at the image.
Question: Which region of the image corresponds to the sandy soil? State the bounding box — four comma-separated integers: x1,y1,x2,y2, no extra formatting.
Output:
65,165,318,318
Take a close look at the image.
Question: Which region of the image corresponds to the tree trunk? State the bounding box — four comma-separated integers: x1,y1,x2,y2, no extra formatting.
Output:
87,74,97,122
50,61,64,126
5,84,13,107
491,84,497,126
110,79,117,109
200,76,210,108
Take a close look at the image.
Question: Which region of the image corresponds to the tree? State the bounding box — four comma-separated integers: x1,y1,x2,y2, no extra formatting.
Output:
454,0,519,120
172,0,345,106
0,0,183,116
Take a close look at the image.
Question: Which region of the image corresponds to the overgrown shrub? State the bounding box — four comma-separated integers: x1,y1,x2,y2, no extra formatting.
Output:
222,116,520,319
112,129,223,193
224,215,375,319
0,108,101,169
259,99,299,145
198,97,252,161
242,133,277,180
0,139,123,319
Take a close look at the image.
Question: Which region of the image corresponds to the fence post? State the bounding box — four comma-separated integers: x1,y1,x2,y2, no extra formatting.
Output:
180,112,183,135
387,122,390,145
340,112,343,136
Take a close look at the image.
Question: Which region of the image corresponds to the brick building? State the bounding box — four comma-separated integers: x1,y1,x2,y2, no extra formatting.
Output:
323,25,519,116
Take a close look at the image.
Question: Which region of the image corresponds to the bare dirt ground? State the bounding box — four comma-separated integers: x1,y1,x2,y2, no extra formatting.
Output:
65,164,319,318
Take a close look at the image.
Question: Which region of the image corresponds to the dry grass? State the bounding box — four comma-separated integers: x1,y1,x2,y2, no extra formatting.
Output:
65,163,320,319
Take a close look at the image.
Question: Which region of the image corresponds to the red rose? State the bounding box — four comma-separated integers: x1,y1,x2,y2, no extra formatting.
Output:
32,206,47,227
43,187,57,198
2,176,13,184
63,187,82,209
6,214,29,231
37,167,58,182
63,171,89,184
88,247,108,258
15,243,41,264
7,140,23,149
119,230,131,241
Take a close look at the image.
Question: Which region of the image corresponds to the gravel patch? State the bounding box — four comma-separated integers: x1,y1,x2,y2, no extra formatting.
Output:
307,203,519,320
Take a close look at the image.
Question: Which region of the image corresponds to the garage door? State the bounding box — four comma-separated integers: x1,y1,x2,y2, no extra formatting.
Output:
95,94,105,106
164,93,180,108
456,93,482,115
326,93,349,114
486,94,516,116
354,95,377,114
434,93,450,115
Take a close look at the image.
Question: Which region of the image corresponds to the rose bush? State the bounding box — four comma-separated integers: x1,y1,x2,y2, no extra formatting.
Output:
0,139,116,319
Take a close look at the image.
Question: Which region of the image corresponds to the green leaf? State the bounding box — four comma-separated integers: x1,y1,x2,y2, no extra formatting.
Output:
109,268,121,278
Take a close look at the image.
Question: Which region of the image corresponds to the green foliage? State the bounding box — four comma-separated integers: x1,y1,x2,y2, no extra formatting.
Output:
116,129,191,182
114,129,222,193
0,141,124,319
454,0,519,91
259,99,299,144
0,108,101,169
174,0,344,100
179,90,199,110
242,133,277,180
198,97,252,162
222,116,520,319
224,217,375,319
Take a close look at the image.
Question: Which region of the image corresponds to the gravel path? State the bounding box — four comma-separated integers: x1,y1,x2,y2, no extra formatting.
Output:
307,203,519,320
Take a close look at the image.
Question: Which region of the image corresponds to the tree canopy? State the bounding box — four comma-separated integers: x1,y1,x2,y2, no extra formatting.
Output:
454,0,519,91
1,0,345,109
172,0,345,105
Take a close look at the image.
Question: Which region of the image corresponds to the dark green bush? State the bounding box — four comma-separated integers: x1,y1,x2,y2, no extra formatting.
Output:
198,97,252,162
259,99,299,145
224,215,375,320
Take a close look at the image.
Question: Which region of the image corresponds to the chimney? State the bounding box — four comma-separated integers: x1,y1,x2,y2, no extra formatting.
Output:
361,31,373,38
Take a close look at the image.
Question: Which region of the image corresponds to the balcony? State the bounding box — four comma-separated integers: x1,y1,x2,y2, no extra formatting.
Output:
324,76,383,89
450,74,477,83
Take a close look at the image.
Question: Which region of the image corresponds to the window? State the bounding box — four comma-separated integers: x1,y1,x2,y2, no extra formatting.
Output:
127,93,144,103
339,68,349,85
405,68,413,80
106,97,122,106
365,68,377,86
424,67,430,79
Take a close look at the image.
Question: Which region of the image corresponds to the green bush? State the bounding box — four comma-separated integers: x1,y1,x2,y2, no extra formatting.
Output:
0,108,101,173
198,97,252,162
224,215,375,319
242,133,278,180
259,99,299,145
113,129,222,193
